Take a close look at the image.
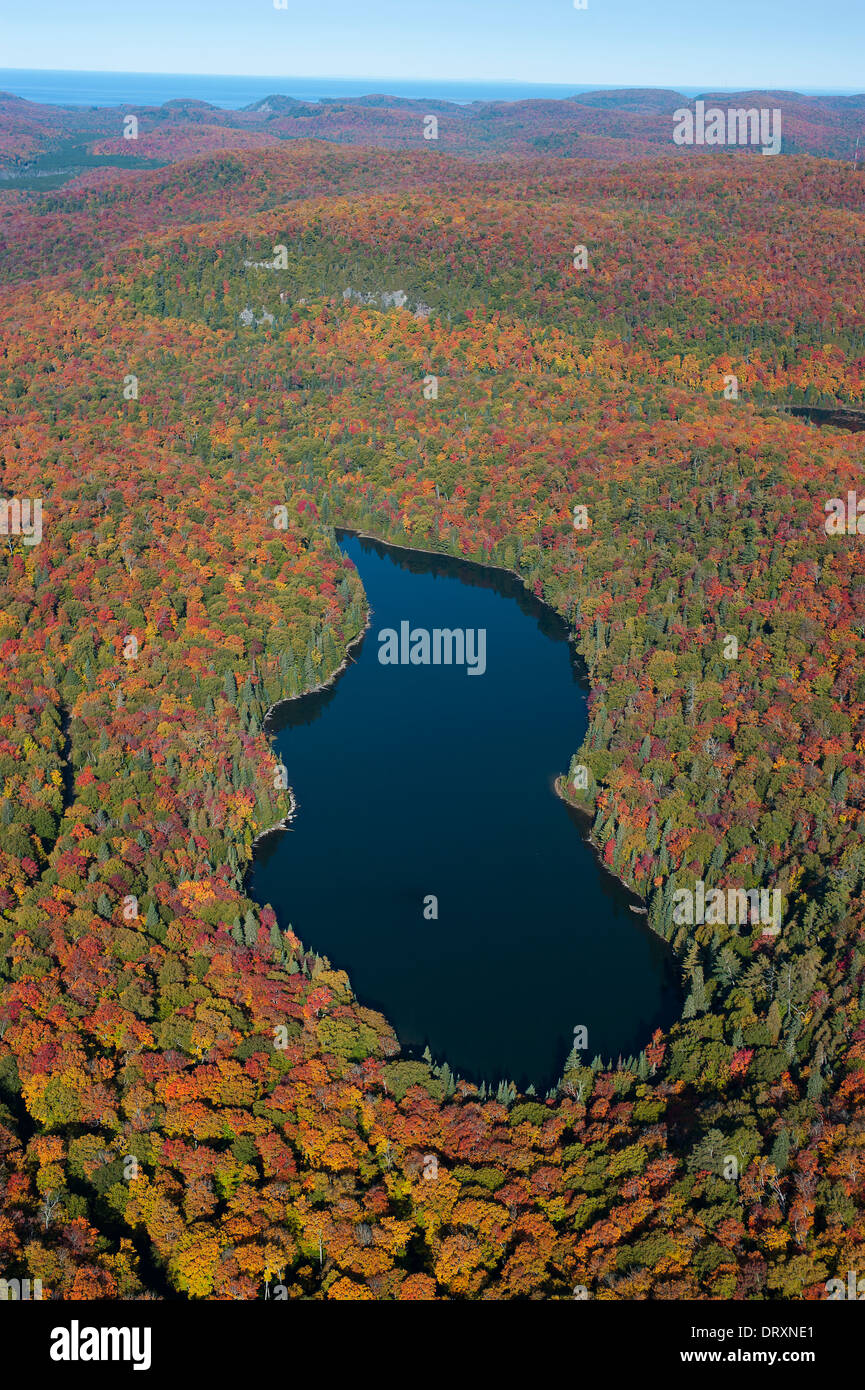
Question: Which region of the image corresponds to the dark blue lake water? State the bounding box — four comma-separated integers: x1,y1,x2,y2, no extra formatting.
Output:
251,530,679,1092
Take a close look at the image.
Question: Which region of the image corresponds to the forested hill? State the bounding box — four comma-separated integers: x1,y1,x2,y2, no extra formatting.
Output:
0,86,863,187
0,136,864,1299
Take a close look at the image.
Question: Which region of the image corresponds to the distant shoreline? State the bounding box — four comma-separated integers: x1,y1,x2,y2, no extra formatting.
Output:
1,70,861,110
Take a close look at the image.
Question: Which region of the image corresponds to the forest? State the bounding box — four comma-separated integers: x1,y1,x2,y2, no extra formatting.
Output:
2,87,865,187
0,97,864,1300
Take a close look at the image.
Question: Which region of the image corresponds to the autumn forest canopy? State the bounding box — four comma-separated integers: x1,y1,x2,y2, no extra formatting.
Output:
0,86,864,1304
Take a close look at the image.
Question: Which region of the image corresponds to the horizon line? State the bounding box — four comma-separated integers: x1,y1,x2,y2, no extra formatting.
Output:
0,68,863,97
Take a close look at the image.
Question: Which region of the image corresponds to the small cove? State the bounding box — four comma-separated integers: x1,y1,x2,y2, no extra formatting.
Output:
251,529,681,1093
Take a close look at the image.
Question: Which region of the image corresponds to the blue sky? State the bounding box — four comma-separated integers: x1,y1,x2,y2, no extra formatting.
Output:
4,0,864,90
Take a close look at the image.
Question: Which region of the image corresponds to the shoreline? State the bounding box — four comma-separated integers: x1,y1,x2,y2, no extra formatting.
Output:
249,524,542,862
253,600,373,847
553,771,650,912
246,520,668,1086
250,788,297,849
343,521,654,920
261,606,373,731
343,520,654,918
338,523,527,582
254,523,655,929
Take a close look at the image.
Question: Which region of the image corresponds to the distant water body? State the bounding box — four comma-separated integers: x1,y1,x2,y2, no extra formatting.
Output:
0,69,857,109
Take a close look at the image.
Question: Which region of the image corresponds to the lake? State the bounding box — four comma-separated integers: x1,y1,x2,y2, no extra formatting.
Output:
783,404,865,433
251,529,680,1093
